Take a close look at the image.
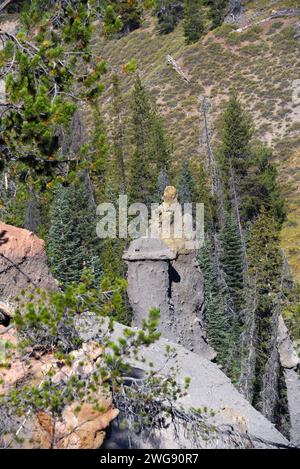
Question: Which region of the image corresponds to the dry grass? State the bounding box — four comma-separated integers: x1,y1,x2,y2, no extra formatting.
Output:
95,1,300,279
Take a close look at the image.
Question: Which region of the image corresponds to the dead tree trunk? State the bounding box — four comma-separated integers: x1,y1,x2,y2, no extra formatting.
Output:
0,0,13,13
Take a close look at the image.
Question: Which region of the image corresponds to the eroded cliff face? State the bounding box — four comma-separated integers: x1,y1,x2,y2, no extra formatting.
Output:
277,314,300,446
124,237,215,359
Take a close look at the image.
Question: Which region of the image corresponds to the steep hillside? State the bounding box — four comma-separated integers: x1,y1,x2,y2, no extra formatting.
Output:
0,0,300,451
96,0,300,279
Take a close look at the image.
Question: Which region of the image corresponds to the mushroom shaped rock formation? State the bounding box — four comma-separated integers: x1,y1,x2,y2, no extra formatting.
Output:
123,187,215,361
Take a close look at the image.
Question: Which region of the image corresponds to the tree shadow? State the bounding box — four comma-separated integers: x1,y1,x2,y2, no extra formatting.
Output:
0,230,8,247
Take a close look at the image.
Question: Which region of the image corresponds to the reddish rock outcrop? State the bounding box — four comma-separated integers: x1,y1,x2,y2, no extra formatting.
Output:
0,221,58,300
0,332,118,449
34,402,118,449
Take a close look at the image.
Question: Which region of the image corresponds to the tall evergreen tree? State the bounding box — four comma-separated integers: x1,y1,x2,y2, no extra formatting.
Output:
89,104,110,201
177,159,195,204
131,75,152,153
206,0,228,28
220,214,244,312
220,90,252,178
48,186,84,286
48,176,102,287
73,175,102,283
247,208,283,414
112,74,127,195
128,76,171,207
148,107,171,173
248,208,282,296
198,239,229,364
241,146,286,224
183,0,205,44
157,168,170,202
156,0,184,34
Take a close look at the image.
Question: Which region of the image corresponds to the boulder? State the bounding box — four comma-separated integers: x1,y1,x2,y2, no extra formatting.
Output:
0,221,58,300
34,402,118,449
0,336,118,449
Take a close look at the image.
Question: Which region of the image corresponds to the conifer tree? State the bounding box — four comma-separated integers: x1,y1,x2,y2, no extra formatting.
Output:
128,147,154,207
198,239,229,364
157,168,170,201
102,4,123,37
148,108,171,173
156,0,184,34
131,75,152,153
0,1,106,180
177,159,195,204
112,0,142,33
48,186,84,286
112,74,127,195
73,175,102,284
128,76,155,206
219,214,244,311
248,208,282,296
241,146,285,224
247,208,283,412
48,176,103,287
206,0,228,28
183,0,205,44
220,90,252,178
89,104,110,201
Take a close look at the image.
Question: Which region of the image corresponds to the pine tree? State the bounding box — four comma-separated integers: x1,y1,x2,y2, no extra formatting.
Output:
131,75,152,155
111,74,127,195
241,146,286,224
128,148,155,207
102,4,123,37
1,1,105,182
157,168,170,202
198,239,229,365
220,214,244,311
156,0,184,34
48,185,84,286
247,208,283,413
72,175,102,284
183,0,205,44
89,103,110,201
48,176,103,287
248,208,282,296
148,107,171,173
128,76,155,206
177,159,195,204
112,0,142,33
206,0,228,28
220,90,252,177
